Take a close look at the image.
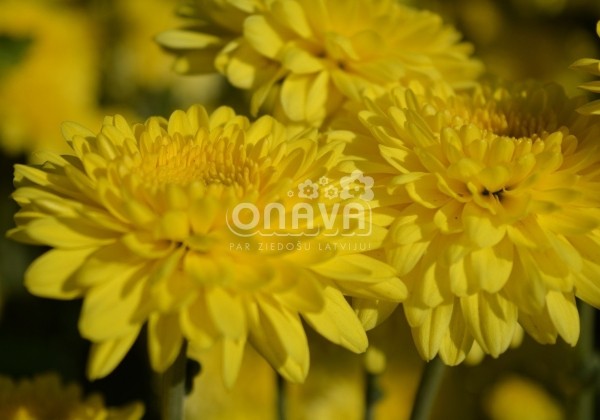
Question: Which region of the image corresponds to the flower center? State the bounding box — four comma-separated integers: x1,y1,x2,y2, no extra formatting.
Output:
138,132,260,191
468,104,556,140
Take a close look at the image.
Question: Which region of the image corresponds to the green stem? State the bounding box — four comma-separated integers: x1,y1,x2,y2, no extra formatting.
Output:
576,303,597,420
277,374,286,420
364,371,382,420
409,357,446,420
159,342,188,420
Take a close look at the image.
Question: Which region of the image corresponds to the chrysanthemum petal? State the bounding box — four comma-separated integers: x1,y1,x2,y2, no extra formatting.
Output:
206,287,247,340
79,265,151,341
411,301,453,360
244,15,284,59
311,253,397,282
465,238,513,293
282,48,324,74
24,248,94,299
155,29,223,50
275,270,325,313
19,217,116,248
87,328,140,379
460,292,517,357
439,306,473,365
546,291,579,346
76,242,144,287
353,298,399,330
462,203,506,247
248,299,309,383
302,285,368,353
271,0,313,38
121,232,175,259
180,295,218,351
222,337,247,388
148,313,183,372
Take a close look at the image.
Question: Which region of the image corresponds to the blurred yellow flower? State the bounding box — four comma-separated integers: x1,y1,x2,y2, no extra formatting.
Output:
185,345,276,420
484,375,564,420
8,105,405,386
157,0,483,127
347,80,600,364
114,0,190,89
0,0,102,157
0,373,143,420
571,21,600,115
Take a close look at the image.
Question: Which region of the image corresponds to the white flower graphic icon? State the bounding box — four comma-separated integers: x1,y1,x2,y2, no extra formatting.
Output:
340,170,374,201
297,179,319,199
324,185,339,199
318,176,330,185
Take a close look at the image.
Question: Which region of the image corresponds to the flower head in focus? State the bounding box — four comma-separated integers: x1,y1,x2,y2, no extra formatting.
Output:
7,105,405,386
157,0,483,127
345,80,600,364
570,21,600,115
0,373,143,420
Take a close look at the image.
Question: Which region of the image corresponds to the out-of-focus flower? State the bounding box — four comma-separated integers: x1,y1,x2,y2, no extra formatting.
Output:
344,80,600,364
0,0,102,157
114,0,182,89
8,105,405,386
571,21,600,115
0,372,143,420
157,0,483,127
417,0,599,97
185,345,276,420
484,375,564,420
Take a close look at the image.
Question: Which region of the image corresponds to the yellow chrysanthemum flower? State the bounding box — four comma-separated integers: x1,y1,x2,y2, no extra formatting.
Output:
342,80,600,365
0,0,102,157
0,373,143,420
570,21,600,115
157,0,483,127
8,105,405,386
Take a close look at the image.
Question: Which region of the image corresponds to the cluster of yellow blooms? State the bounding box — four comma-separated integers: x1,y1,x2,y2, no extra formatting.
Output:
4,0,600,416
0,373,143,420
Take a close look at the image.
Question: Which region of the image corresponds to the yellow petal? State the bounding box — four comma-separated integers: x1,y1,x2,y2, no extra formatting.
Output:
281,48,323,74
460,292,517,357
302,285,368,353
248,298,309,383
546,291,579,346
387,241,428,276
462,202,506,247
76,242,144,287
79,265,151,341
465,238,513,293
156,29,222,50
20,217,116,248
121,232,175,259
406,176,449,209
275,270,325,313
148,313,183,372
353,298,399,330
180,295,218,350
206,287,247,340
439,306,473,365
222,337,247,388
411,302,453,360
24,248,93,299
311,253,397,282
87,328,141,379
244,15,284,59
271,0,312,38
